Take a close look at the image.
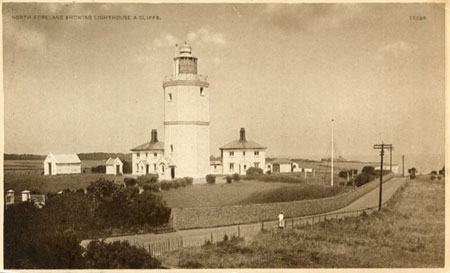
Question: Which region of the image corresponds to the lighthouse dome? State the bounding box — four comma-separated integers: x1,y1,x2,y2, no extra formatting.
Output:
179,43,192,57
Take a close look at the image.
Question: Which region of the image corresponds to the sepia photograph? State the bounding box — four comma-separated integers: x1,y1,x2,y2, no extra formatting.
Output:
1,1,448,271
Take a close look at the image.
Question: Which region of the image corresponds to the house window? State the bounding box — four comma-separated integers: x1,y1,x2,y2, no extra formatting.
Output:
254,162,260,168
154,153,157,157
230,163,234,170
200,87,204,96
136,164,139,172
154,164,156,171
254,151,259,156
244,165,247,170
243,151,246,157
214,165,217,170
146,152,148,157
168,93,173,102
170,145,174,153
137,153,140,158
229,151,234,157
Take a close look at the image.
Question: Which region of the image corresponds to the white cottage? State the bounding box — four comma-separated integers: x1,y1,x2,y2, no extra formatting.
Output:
220,128,267,175
105,157,123,175
43,153,81,175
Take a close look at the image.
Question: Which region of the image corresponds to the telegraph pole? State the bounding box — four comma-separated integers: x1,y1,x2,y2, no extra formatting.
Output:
331,119,334,187
374,143,393,211
402,155,405,177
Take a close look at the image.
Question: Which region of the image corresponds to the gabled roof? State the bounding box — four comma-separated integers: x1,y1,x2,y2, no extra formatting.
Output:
220,140,266,150
47,153,81,164
156,156,176,167
105,157,122,166
131,141,165,151
271,158,293,164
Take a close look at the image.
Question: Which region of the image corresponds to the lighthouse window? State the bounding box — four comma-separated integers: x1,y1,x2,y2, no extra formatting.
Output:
168,93,173,102
200,88,204,96
170,145,174,153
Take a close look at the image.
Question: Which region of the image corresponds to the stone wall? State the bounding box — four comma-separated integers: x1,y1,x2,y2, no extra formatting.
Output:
171,174,394,230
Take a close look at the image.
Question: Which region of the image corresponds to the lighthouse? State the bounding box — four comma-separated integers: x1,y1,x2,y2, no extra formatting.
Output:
162,43,210,179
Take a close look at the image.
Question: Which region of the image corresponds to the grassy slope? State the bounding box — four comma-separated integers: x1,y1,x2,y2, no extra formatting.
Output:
161,176,445,268
160,180,345,208
4,174,126,194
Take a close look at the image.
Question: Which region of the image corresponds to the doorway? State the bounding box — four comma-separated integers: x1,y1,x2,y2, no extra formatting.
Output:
171,167,175,179
48,163,52,175
273,164,280,173
116,165,120,175
146,165,149,174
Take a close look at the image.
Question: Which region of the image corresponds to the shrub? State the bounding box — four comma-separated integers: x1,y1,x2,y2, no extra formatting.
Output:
84,240,161,269
184,177,194,185
124,178,137,187
143,183,160,193
431,174,436,180
160,180,172,190
226,175,232,183
121,159,132,174
136,174,159,186
232,173,241,181
246,167,263,176
362,166,376,176
91,165,106,173
346,179,354,186
266,170,272,175
206,174,216,184
431,170,437,175
355,172,373,187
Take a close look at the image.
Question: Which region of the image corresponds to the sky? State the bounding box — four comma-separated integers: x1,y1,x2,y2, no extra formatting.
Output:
2,3,446,172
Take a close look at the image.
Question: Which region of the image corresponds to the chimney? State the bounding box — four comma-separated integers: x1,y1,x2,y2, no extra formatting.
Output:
239,128,247,142
150,129,158,144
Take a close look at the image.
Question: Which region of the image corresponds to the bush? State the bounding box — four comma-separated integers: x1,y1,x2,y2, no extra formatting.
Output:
355,172,373,187
246,167,263,176
362,166,376,176
431,174,436,180
184,177,194,185
266,170,272,175
206,174,216,184
124,178,137,187
136,174,159,186
431,170,438,175
84,240,161,269
121,159,132,174
160,180,172,190
143,183,160,193
226,176,232,183
232,173,241,182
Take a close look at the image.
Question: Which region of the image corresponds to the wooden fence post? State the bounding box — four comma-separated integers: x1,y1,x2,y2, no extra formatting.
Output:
261,221,264,231
238,225,240,237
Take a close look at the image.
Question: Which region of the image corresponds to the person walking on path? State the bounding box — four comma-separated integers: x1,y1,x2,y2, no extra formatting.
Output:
278,212,285,229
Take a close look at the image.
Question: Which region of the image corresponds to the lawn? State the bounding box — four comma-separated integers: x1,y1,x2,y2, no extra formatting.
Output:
3,174,126,194
161,176,445,268
159,180,346,208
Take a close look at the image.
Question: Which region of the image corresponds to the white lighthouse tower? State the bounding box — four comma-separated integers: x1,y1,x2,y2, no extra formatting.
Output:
162,43,210,179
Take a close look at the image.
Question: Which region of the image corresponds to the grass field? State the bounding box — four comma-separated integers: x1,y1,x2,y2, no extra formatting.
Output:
3,174,126,194
160,176,445,268
4,160,105,171
160,180,346,208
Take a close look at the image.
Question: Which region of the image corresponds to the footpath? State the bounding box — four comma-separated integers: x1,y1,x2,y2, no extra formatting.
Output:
81,176,408,255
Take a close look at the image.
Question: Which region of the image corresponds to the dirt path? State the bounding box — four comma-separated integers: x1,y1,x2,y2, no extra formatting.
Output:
82,176,407,248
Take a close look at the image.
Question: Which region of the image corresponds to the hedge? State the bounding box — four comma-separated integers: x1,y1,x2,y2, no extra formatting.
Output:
170,174,394,230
